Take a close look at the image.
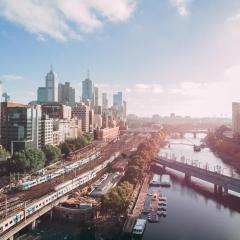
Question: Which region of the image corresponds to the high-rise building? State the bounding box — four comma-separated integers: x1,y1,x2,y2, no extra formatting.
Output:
123,100,127,119
113,92,123,107
37,87,47,103
58,82,75,104
72,103,90,133
82,78,94,101
1,103,42,154
232,102,240,137
45,68,59,102
102,93,108,110
41,116,53,146
94,86,99,107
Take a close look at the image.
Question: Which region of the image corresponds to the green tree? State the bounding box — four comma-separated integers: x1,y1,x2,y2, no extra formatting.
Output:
60,142,71,156
0,148,10,161
10,149,46,173
42,144,61,164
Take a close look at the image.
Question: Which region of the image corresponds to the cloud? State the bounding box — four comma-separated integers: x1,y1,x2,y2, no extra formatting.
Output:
0,0,136,41
0,74,24,81
134,84,163,93
169,0,192,16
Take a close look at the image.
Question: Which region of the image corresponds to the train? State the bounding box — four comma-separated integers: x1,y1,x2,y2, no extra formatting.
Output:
18,152,101,191
0,152,120,236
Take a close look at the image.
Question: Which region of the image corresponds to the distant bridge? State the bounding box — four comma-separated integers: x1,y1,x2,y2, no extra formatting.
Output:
153,156,240,195
177,130,209,138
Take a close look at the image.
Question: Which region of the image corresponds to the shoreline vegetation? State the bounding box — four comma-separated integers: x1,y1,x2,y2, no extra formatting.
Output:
205,132,240,173
99,129,167,239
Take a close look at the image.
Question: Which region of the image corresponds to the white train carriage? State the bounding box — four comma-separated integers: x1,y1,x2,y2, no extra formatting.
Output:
0,153,114,236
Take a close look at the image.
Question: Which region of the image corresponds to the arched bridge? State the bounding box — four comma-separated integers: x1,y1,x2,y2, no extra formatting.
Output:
153,156,240,195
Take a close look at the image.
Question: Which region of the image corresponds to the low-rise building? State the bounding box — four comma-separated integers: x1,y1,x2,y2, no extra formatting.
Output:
94,127,119,141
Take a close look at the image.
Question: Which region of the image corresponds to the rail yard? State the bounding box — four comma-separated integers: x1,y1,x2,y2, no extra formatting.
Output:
0,131,148,239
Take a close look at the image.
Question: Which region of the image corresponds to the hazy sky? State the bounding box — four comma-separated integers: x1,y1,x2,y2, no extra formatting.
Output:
1,0,240,117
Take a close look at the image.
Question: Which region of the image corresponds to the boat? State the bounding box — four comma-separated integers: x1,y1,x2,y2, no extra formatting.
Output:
148,213,159,223
160,175,171,187
193,145,201,152
132,218,147,236
158,196,167,201
157,210,167,217
158,206,167,211
158,201,167,206
150,174,161,186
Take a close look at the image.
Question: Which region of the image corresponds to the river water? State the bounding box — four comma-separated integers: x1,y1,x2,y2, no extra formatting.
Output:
28,133,240,240
142,133,240,240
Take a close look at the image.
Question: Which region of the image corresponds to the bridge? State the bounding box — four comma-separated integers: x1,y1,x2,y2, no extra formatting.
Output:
153,156,240,195
176,129,208,138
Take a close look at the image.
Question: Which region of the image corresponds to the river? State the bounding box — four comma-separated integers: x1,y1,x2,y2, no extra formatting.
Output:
142,133,240,240
25,133,240,240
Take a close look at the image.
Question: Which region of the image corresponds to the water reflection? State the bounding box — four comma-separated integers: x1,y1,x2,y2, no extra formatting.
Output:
142,134,240,240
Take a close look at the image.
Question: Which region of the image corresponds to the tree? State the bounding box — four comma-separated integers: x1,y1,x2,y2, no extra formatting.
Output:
10,149,46,173
0,148,10,161
60,142,71,156
42,145,61,164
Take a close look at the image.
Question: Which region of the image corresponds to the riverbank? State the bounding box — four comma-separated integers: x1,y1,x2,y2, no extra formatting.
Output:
205,133,240,173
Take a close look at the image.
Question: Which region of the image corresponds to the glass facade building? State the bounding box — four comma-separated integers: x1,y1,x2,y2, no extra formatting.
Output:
7,105,42,154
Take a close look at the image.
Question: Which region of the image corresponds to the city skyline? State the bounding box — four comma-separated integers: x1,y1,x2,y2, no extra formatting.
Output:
1,0,240,117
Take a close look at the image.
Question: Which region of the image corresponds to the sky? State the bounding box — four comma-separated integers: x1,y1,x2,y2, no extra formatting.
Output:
1,0,240,118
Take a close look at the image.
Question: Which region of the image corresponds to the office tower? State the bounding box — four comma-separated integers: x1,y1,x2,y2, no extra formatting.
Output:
1,103,42,154
113,92,123,107
232,102,240,137
102,93,108,110
45,68,59,102
37,87,47,103
58,82,75,104
94,86,99,107
82,77,94,101
123,100,127,118
72,103,90,133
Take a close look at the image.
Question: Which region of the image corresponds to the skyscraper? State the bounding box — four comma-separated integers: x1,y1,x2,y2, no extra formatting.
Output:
123,100,127,118
45,68,59,102
102,92,108,110
37,67,59,103
82,77,94,101
58,82,75,104
37,87,47,103
232,102,240,138
94,86,99,107
113,92,123,107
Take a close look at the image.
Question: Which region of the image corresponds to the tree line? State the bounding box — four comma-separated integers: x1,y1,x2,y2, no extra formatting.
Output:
0,133,93,174
101,130,166,215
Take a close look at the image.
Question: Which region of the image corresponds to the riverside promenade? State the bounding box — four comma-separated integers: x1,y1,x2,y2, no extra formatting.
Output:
132,174,150,217
123,174,150,234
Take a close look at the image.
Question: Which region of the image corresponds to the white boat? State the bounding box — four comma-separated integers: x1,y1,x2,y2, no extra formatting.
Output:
158,201,167,206
157,211,167,217
160,175,171,187
150,174,161,186
132,218,147,235
158,206,167,211
158,196,167,201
